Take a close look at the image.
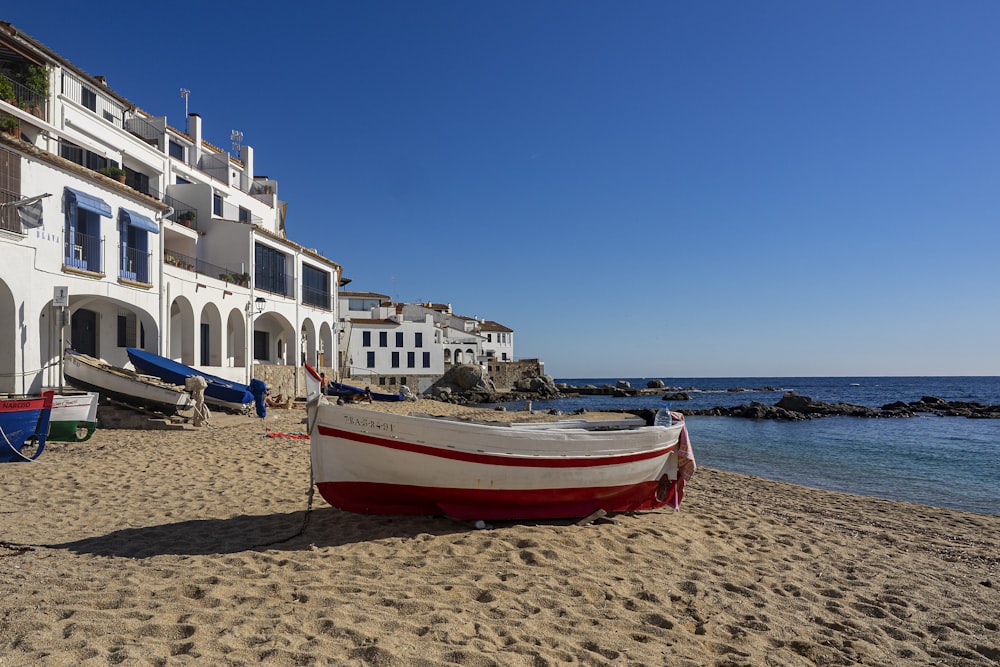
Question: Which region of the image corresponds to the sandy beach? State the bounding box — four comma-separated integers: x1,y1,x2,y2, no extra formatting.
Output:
2,399,998,666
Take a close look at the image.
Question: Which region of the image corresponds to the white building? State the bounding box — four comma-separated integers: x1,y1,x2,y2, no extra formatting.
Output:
0,22,342,395
338,291,515,393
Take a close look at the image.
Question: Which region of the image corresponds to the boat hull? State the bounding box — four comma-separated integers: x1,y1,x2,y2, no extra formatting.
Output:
48,391,99,442
310,404,690,520
126,348,252,411
64,351,192,415
0,391,54,462
327,382,403,402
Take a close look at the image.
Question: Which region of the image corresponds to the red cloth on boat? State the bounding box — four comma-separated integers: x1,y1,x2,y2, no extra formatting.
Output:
668,412,696,509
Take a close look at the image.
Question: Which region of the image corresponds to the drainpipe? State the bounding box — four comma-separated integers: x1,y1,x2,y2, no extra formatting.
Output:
158,207,173,355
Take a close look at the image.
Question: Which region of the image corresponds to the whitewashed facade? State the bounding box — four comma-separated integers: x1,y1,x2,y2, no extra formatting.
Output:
0,22,342,394
338,291,515,392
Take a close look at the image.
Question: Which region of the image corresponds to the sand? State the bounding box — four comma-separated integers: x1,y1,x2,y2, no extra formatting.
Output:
1,399,998,666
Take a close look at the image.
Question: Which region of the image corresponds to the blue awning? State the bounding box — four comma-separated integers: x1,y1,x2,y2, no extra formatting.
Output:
120,208,159,234
64,187,112,217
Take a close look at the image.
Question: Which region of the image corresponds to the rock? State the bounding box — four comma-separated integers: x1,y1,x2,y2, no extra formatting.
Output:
616,380,631,389
646,379,666,389
661,392,690,401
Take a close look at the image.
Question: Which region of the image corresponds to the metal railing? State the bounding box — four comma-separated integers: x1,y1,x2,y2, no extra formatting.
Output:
163,249,249,286
60,71,124,128
123,113,161,146
120,246,152,283
0,74,47,121
64,230,103,273
217,198,263,226
254,272,295,299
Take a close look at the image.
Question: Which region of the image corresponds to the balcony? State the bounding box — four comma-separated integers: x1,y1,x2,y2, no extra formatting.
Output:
0,73,47,122
120,246,151,284
164,249,249,287
64,230,102,274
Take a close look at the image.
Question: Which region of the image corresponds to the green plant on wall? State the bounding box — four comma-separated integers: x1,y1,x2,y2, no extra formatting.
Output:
0,114,18,134
21,64,49,100
0,76,14,102
99,166,126,179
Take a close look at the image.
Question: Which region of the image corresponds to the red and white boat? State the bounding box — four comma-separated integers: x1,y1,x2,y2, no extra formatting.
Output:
306,373,696,521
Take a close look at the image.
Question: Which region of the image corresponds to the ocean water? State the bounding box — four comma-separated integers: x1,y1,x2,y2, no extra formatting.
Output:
497,377,1000,516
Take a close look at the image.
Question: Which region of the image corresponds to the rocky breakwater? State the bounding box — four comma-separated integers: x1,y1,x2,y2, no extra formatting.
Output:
684,392,1000,420
428,364,561,404
557,379,672,398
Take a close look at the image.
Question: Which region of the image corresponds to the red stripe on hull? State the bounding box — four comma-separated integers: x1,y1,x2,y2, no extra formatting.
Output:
315,479,680,521
316,425,674,469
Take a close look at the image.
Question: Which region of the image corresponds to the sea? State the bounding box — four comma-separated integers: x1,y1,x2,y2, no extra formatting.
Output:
494,377,1000,517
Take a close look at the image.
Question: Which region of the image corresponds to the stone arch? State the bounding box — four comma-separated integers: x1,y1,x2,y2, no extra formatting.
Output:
199,302,223,366
168,296,196,365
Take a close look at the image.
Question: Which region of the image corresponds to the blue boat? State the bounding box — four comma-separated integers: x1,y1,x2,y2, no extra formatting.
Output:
126,348,253,412
326,381,404,402
0,391,54,462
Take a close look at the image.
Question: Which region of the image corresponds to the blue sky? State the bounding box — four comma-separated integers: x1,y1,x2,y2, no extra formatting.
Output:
6,2,999,377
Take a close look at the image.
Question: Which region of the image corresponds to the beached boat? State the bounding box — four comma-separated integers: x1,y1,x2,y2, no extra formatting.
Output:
308,401,696,521
0,390,54,462
126,348,253,412
49,391,99,442
325,381,403,402
0,390,98,442
63,349,192,415
301,363,403,403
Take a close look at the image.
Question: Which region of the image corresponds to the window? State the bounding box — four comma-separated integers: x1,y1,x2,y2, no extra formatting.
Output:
200,323,210,365
124,169,150,197
238,206,250,223
395,332,404,347
487,334,493,342
254,243,288,295
302,265,330,309
362,331,371,347
81,86,97,112
59,141,111,173
253,330,269,361
118,213,150,283
379,331,387,347
64,189,110,273
391,351,399,368
415,332,423,348
0,147,21,234
169,141,185,160
213,193,223,216
348,298,380,312
422,352,431,368
117,313,137,347
366,351,375,368
407,352,415,368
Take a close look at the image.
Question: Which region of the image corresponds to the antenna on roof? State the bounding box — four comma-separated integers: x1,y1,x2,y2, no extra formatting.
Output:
180,88,190,132
231,129,244,156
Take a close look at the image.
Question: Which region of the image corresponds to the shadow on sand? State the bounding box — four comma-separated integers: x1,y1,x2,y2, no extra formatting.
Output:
45,507,483,558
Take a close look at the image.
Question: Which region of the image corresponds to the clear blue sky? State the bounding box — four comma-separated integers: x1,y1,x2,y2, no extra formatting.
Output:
7,2,999,377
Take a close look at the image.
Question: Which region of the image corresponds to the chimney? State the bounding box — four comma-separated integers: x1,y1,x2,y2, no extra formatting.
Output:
189,113,202,165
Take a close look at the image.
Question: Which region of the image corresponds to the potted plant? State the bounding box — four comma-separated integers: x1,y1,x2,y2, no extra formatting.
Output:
18,64,48,116
0,77,14,105
177,211,196,227
0,115,18,136
99,166,126,183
